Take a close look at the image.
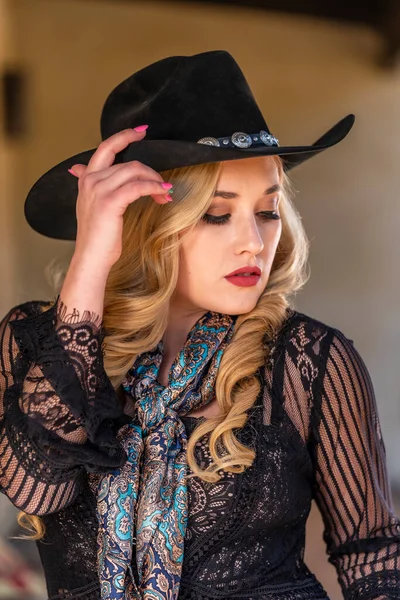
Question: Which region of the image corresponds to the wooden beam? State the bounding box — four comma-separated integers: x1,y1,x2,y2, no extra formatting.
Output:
379,0,400,67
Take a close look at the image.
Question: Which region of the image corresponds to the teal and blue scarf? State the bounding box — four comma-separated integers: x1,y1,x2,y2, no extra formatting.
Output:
96,310,236,599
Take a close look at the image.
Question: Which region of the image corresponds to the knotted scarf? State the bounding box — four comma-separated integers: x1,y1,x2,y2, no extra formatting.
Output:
96,310,236,599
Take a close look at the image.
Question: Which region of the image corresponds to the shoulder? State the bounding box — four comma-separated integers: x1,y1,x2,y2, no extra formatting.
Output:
275,309,356,367
279,309,342,344
1,298,55,327
0,299,55,365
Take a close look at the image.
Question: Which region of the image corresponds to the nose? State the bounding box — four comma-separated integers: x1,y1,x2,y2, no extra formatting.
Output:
234,215,265,256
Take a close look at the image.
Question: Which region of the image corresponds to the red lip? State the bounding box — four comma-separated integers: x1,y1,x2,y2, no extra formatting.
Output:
225,266,261,277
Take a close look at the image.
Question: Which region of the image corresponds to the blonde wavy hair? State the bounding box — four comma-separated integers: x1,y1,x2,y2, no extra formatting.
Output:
18,156,309,539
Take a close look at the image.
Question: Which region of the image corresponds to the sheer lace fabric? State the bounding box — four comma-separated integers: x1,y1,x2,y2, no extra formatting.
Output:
0,298,399,599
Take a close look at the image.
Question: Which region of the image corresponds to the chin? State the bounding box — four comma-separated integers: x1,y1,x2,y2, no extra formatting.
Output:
205,296,261,316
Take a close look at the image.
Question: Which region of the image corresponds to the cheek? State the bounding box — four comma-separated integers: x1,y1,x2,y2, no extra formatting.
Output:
263,223,282,262
179,229,222,277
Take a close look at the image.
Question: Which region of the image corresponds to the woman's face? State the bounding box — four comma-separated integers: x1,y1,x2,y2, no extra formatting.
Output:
173,156,282,316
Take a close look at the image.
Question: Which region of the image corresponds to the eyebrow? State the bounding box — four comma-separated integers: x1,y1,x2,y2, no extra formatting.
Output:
214,183,281,198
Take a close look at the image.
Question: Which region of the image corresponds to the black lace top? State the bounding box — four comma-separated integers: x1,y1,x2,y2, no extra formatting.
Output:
0,299,399,600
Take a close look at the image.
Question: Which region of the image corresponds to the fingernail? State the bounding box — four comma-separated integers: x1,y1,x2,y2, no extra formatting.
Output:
161,182,173,190
134,124,149,132
165,195,173,202
68,168,78,177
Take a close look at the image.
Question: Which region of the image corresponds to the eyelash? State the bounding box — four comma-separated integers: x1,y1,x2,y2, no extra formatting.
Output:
201,211,280,226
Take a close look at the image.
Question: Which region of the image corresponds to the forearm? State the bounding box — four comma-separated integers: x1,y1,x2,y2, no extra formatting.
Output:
59,252,110,321
0,300,127,514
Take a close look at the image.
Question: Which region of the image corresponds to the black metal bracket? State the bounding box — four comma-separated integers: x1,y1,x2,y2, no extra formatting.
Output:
1,66,27,139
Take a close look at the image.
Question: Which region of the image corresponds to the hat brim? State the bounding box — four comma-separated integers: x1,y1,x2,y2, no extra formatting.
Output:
25,114,354,240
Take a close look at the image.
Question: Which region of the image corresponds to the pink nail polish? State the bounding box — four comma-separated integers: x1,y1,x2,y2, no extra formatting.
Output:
134,124,149,132
161,182,173,190
68,168,78,177
165,195,173,202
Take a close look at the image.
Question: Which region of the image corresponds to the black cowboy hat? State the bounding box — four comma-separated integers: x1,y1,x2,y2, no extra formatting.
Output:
25,50,355,241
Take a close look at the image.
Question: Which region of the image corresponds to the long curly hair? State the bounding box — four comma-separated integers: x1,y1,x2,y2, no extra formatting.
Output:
18,156,309,539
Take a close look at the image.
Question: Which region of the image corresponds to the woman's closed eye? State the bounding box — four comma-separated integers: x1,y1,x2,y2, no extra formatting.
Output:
201,211,280,226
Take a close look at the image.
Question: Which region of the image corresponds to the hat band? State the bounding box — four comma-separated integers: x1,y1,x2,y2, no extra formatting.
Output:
197,130,279,149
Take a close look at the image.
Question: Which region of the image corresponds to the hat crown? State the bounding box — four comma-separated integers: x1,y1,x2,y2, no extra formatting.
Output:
100,50,270,143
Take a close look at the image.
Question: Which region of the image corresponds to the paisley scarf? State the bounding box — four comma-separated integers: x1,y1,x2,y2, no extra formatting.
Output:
96,310,236,599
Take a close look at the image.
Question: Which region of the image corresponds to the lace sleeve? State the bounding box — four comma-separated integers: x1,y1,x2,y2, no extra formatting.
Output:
311,329,400,600
0,297,128,516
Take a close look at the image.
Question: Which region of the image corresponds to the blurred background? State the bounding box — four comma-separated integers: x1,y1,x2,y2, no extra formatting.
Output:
0,0,399,598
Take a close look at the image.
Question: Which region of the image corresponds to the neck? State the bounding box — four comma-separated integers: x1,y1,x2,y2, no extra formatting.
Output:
162,304,207,360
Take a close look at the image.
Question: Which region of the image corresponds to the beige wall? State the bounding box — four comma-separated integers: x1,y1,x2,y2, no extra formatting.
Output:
1,1,400,597
0,0,18,315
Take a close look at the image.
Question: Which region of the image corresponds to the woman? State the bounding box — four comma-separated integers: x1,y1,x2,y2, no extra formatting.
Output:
0,50,399,600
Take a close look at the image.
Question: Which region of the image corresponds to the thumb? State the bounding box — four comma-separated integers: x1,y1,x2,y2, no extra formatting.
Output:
68,164,87,178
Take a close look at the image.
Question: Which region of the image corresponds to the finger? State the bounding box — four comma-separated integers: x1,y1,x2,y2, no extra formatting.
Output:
70,160,163,188
68,164,87,178
86,127,148,174
151,193,173,205
91,161,165,195
108,180,175,210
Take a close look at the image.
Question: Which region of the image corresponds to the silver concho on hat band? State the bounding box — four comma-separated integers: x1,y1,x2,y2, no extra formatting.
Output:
231,132,252,148
260,131,278,146
196,136,221,147
197,130,279,149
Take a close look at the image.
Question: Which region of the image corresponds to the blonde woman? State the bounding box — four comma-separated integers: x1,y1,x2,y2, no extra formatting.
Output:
0,51,399,600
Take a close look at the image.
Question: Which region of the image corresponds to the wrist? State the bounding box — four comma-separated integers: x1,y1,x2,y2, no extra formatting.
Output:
59,254,110,320
69,251,112,281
